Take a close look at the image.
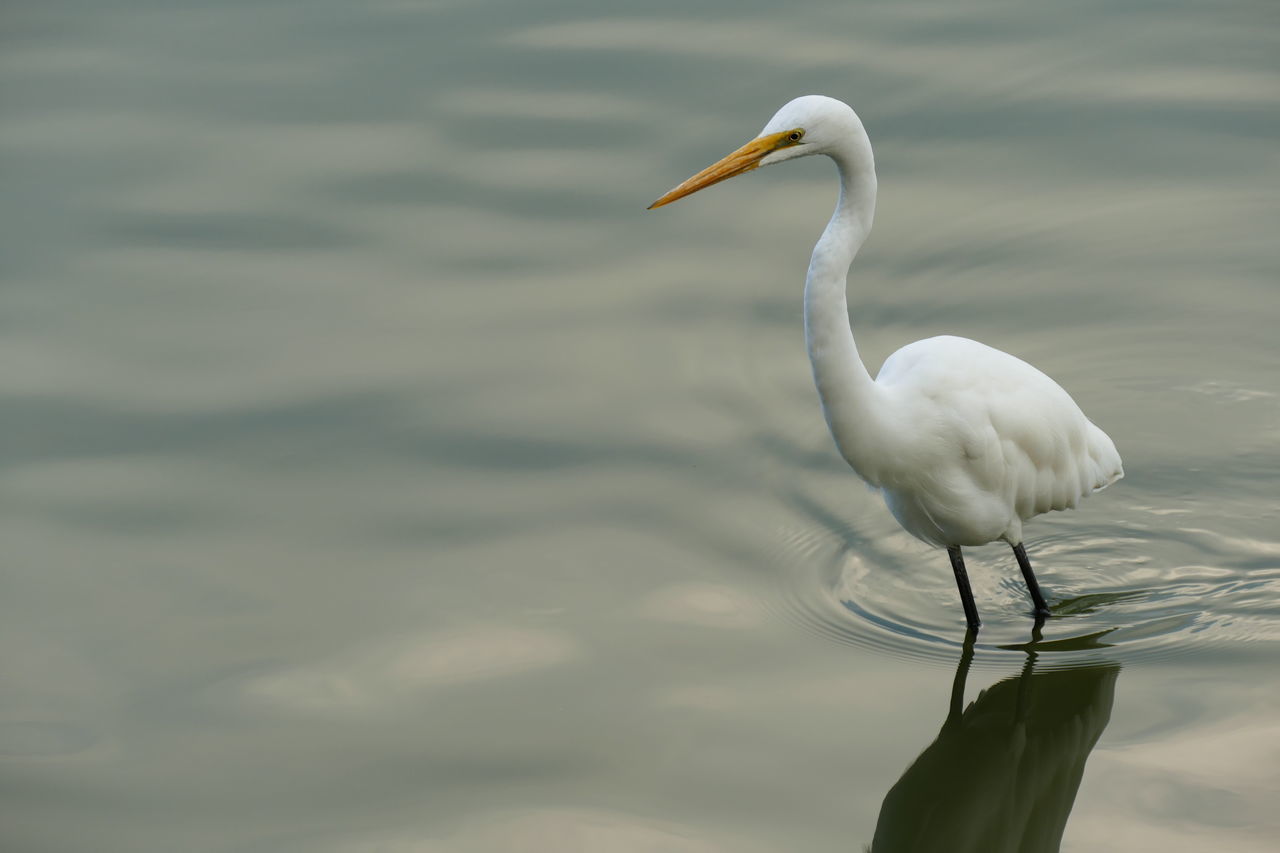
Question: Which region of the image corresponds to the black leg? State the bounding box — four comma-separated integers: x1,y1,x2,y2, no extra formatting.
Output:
947,546,981,630
1012,542,1051,618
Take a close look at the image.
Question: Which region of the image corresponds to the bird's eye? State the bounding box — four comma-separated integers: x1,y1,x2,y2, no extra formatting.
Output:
788,130,803,142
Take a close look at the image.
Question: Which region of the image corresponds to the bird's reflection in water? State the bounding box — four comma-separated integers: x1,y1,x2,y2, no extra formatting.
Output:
870,628,1119,853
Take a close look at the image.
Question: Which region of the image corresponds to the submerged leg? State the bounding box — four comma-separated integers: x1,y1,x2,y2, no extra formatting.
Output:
947,546,981,630
1012,542,1051,618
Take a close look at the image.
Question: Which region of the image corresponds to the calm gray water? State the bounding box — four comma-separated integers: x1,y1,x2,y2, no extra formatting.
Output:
4,1,1279,850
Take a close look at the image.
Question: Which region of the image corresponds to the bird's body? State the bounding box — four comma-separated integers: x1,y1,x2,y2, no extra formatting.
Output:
866,334,1121,548
650,95,1122,628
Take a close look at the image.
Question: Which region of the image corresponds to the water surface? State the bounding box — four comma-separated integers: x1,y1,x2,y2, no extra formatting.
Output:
3,0,1279,850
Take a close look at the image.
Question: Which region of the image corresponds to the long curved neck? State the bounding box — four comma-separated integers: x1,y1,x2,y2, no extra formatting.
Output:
804,143,887,483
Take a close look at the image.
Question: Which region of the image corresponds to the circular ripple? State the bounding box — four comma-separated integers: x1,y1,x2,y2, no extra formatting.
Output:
769,512,1280,671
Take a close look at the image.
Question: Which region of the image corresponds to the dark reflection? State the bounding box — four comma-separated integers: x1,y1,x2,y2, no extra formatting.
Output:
871,629,1119,853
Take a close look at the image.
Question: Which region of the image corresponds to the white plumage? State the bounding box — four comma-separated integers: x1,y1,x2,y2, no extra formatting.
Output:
872,335,1122,547
650,95,1122,628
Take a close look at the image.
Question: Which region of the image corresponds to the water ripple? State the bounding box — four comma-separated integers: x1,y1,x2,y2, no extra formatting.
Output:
768,515,1280,670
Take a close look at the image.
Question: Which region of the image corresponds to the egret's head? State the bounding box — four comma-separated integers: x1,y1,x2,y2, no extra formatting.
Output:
648,95,871,209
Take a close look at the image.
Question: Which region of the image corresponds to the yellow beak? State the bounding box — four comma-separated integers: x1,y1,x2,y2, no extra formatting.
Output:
648,129,798,209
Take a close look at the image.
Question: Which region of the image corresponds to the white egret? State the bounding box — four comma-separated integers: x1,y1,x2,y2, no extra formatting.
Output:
649,96,1122,629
